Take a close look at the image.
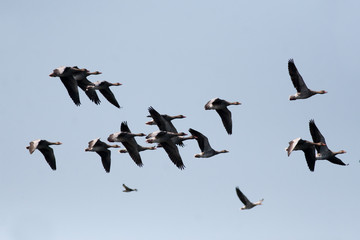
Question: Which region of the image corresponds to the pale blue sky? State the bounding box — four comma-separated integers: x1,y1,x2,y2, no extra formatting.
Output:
1,0,359,239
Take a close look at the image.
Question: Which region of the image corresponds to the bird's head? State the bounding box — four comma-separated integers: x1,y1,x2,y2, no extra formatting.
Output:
145,120,156,125
338,150,347,154
175,115,186,119
107,134,116,142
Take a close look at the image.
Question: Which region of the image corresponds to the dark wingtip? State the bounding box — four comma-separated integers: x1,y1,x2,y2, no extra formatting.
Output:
177,164,186,170
148,106,155,112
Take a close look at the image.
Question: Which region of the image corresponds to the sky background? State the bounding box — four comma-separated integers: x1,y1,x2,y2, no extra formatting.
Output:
1,0,359,239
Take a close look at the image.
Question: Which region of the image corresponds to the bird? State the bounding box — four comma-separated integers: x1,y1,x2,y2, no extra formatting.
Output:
107,121,147,167
146,131,187,169
86,81,122,108
235,187,264,210
122,184,138,192
204,98,241,134
49,66,88,106
288,59,327,100
147,107,192,146
286,137,326,171
85,138,120,173
26,139,62,170
72,66,102,105
309,119,348,168
188,128,229,158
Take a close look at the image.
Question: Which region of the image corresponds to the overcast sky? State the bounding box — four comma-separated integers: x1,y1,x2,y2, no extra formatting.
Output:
1,0,359,239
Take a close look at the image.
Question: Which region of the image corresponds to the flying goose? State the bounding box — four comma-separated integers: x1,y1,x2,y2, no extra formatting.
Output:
26,139,62,170
72,66,102,105
288,59,327,100
146,131,186,169
85,138,120,173
286,137,326,172
49,66,87,106
309,120,348,168
86,81,122,108
189,128,228,158
204,98,241,135
236,187,264,210
147,107,192,146
107,121,146,167
122,184,138,192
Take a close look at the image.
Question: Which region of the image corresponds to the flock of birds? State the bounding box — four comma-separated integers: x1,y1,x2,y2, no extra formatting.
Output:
26,59,347,210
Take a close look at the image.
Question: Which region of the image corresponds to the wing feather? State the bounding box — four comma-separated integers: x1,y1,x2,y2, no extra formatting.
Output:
288,59,309,93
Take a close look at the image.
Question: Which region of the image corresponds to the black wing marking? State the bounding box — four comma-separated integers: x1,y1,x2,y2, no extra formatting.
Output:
309,119,328,154
121,121,131,133
122,140,143,167
38,147,57,170
189,128,210,152
123,184,133,191
160,141,185,170
59,76,81,106
288,59,309,93
302,145,316,172
77,78,101,104
148,107,167,131
96,150,111,173
99,84,120,108
216,108,232,135
236,187,251,205
327,156,347,166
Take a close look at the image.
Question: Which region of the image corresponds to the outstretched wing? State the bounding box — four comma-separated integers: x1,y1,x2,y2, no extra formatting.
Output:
148,106,167,131
189,128,211,152
122,140,143,167
121,121,131,133
38,146,57,170
161,141,185,170
99,82,120,108
60,76,81,106
235,187,251,205
302,145,316,172
96,150,111,173
288,59,309,93
327,156,347,166
77,78,101,104
123,184,132,191
309,119,328,154
216,108,232,134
